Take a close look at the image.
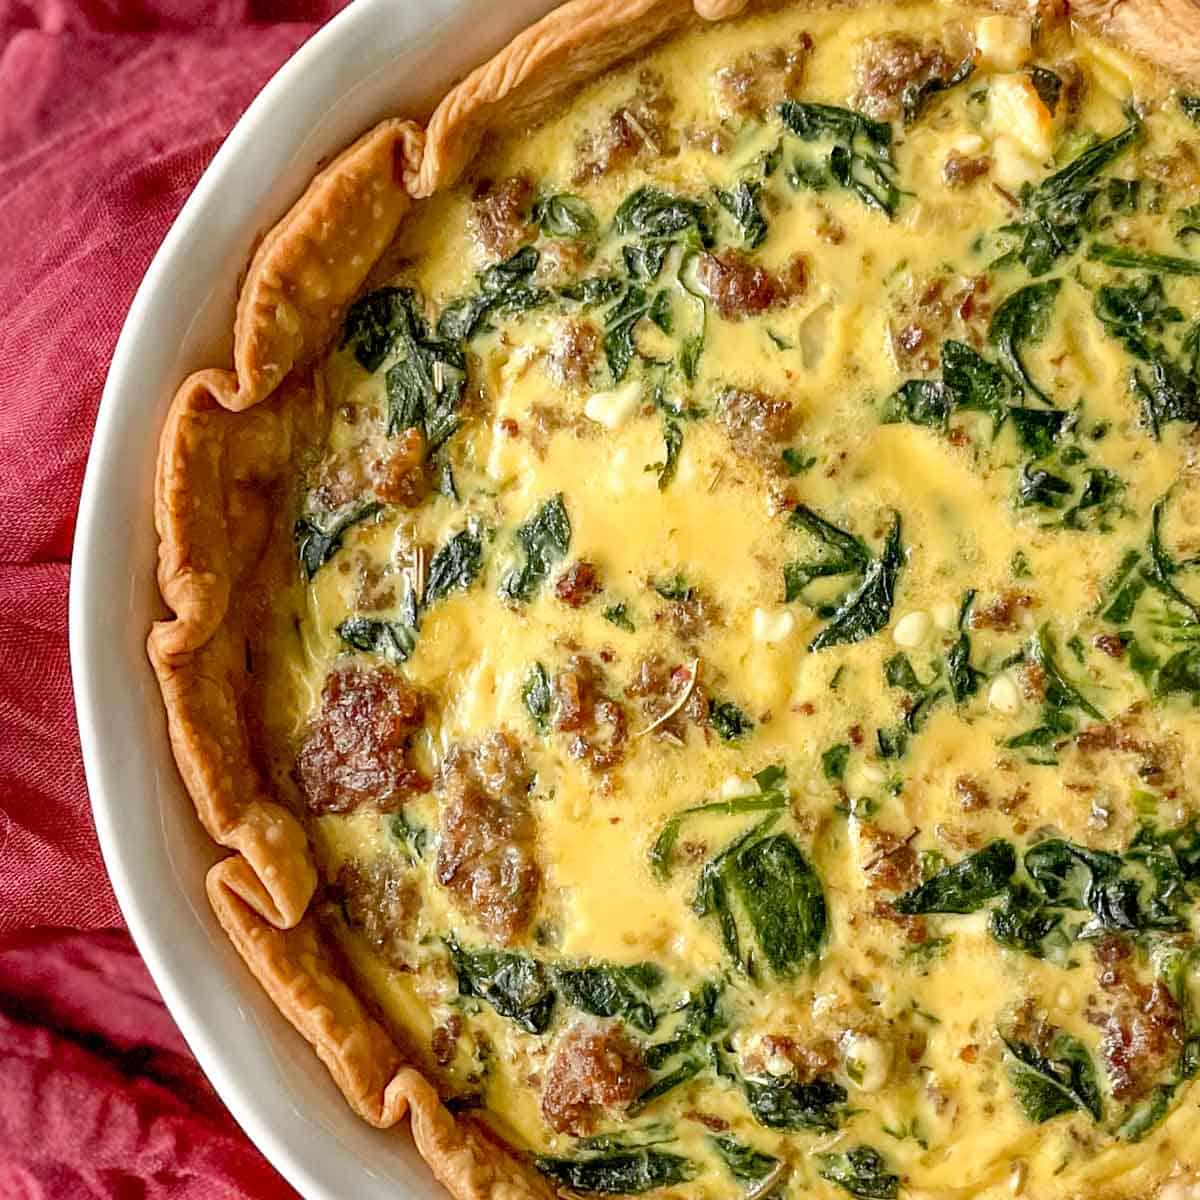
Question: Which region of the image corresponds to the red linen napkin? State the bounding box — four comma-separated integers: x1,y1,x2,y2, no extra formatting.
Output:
0,3,346,1194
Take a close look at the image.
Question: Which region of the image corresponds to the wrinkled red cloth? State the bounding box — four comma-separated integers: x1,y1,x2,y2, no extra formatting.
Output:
0,2,347,1195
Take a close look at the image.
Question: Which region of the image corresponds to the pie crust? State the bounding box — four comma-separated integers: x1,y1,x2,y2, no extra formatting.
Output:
147,1,1200,1196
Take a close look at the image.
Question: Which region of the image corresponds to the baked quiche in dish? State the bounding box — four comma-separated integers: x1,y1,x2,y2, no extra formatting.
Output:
149,0,1200,1196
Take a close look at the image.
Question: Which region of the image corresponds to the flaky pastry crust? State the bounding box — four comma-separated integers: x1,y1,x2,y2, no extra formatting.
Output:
147,1,1200,1196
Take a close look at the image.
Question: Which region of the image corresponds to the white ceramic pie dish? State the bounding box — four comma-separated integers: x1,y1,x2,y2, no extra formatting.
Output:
68,3,566,1196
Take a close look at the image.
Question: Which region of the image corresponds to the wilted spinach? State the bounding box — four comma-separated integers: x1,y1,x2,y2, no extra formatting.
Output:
614,186,714,245
711,1042,846,1132
1006,627,1104,752
822,743,851,782
650,765,788,879
424,527,484,605
893,840,1016,914
815,1145,900,1199
535,1150,693,1194
500,494,571,602
1003,1031,1103,1122
523,662,552,733
990,280,1062,404
436,246,551,342
715,180,768,248
995,117,1139,275
947,590,985,702
778,101,902,217
694,822,827,979
1087,241,1200,276
556,962,664,1033
809,514,904,652
708,1134,781,1186
295,499,382,579
444,938,555,1034
785,505,872,604
533,192,598,240
709,699,754,742
336,616,416,664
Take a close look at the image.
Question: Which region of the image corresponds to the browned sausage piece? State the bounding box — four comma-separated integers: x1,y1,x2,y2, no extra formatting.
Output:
436,732,540,943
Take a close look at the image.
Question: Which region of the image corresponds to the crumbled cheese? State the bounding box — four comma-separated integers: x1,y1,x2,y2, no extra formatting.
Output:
989,75,1055,161
720,774,758,800
932,600,960,632
893,610,932,649
752,607,796,643
584,379,643,429
974,14,1033,72
988,674,1023,715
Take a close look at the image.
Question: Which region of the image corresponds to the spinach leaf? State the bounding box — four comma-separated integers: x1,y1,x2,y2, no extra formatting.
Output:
1093,274,1183,360
822,743,851,782
603,602,636,632
1183,95,1200,123
1158,647,1200,702
1099,547,1146,623
1003,1031,1103,1122
424,528,483,605
882,378,950,429
1025,835,1188,935
942,339,1013,431
893,840,1016,914
500,494,571,602
1061,467,1125,531
778,101,901,217
556,962,664,1033
989,280,1062,404
901,56,974,125
657,417,683,490
710,699,754,742
1010,406,1069,458
561,276,626,306
809,513,904,652
989,882,1064,958
644,980,725,1069
295,500,382,579
630,1057,706,1113
650,766,788,879
946,591,984,702
615,186,714,245
436,246,551,342
740,1073,847,1132
815,1145,900,1199
1087,242,1200,276
336,616,416,664
1145,495,1200,623
388,808,427,862
523,662,552,733
997,118,1139,275
445,938,555,1034
603,285,650,382
715,180,768,249
708,1134,781,1186
533,192,597,240
785,504,873,602
1031,626,1105,720
1006,627,1103,751
341,288,413,371
384,334,467,449
726,834,828,976
535,1150,693,1194
1016,462,1073,509
711,1042,845,1131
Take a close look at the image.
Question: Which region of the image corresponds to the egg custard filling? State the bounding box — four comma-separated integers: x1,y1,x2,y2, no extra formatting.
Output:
224,4,1200,1197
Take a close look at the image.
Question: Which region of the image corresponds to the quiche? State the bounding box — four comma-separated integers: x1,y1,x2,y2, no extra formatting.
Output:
149,1,1200,1197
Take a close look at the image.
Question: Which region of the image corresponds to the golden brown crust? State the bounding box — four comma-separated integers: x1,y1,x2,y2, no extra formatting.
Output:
1070,0,1200,82
232,119,423,410
413,0,698,197
208,866,552,1196
149,2,1200,1196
